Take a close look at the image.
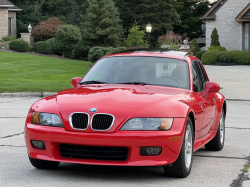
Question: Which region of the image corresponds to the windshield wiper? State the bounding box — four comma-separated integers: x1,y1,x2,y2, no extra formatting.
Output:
79,80,107,85
118,82,148,85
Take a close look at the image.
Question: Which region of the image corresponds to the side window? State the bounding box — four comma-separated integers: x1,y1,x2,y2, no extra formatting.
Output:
197,62,208,89
192,62,201,92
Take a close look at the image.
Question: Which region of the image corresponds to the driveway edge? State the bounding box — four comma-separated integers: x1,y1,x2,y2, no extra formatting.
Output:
0,92,57,98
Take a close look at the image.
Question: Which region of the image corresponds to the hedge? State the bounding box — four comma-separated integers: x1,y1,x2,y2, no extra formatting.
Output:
207,46,227,51
33,41,53,54
9,39,30,52
201,51,250,65
196,50,207,60
88,47,127,63
46,38,56,53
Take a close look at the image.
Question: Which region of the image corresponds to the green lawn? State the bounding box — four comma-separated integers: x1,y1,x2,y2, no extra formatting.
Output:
0,52,92,92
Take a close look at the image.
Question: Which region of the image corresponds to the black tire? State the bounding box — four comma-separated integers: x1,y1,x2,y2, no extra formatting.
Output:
163,117,194,178
29,156,60,169
205,109,225,151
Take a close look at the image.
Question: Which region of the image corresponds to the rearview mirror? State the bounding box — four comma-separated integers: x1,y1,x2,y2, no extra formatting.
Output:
71,77,82,88
202,82,220,97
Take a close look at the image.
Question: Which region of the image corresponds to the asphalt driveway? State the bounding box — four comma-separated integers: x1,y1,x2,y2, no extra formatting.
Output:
0,65,250,187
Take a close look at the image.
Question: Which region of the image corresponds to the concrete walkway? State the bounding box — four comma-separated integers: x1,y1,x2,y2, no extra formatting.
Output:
204,65,250,100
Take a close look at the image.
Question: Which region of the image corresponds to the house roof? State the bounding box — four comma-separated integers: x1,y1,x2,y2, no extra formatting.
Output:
200,0,227,20
0,0,14,7
0,0,22,11
235,3,250,22
9,5,22,11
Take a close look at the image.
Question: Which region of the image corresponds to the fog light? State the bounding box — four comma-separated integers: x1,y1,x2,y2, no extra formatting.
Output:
31,140,46,150
140,147,162,156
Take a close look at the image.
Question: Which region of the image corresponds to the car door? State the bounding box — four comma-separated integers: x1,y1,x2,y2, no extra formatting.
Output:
192,61,216,138
197,61,216,137
191,61,205,139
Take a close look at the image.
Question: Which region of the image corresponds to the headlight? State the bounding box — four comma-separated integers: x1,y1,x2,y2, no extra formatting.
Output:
31,112,64,127
120,118,173,131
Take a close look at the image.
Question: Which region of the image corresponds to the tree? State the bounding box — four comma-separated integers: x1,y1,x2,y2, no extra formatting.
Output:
125,25,147,48
211,28,220,46
114,0,141,36
55,24,82,57
173,0,211,40
81,0,123,47
137,0,181,45
32,17,65,39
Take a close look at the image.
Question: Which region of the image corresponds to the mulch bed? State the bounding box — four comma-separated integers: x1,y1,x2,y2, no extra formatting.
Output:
212,62,239,66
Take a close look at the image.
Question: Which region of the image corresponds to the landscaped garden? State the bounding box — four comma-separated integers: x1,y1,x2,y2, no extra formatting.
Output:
0,52,92,92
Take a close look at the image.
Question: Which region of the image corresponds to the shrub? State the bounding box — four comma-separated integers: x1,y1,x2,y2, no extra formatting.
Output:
55,24,82,58
196,50,207,59
189,38,200,56
1,35,16,42
9,40,30,52
72,41,90,59
207,46,227,51
32,17,66,40
211,28,220,46
33,41,53,54
201,51,250,65
157,31,184,47
125,25,148,48
219,55,232,62
46,38,56,53
88,47,126,63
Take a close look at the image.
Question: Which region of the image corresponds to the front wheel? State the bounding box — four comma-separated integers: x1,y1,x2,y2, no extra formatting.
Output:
205,109,225,151
163,117,194,178
29,156,60,169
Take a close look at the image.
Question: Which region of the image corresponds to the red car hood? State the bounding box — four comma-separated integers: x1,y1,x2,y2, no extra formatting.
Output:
55,84,191,132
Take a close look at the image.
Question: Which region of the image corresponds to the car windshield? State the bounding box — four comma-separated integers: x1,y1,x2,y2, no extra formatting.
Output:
81,56,190,90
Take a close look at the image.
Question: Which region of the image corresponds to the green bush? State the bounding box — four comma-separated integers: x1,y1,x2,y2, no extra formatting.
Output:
189,38,200,56
33,41,53,54
196,50,207,59
9,40,30,52
207,46,227,51
46,38,56,53
72,41,90,60
219,55,232,62
55,24,82,58
211,28,220,47
201,51,250,65
88,47,127,63
1,35,16,42
125,25,148,48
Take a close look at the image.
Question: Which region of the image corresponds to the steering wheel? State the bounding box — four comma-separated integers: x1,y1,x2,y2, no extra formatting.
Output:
168,76,184,86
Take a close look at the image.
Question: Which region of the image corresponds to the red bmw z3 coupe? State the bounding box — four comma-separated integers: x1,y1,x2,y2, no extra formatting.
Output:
25,50,226,178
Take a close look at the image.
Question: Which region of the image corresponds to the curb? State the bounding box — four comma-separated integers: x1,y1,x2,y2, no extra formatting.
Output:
0,92,57,98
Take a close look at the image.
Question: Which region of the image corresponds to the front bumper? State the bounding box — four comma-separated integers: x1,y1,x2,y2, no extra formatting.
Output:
25,118,187,166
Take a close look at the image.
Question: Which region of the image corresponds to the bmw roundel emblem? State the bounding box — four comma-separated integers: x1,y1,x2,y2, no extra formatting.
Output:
89,108,98,113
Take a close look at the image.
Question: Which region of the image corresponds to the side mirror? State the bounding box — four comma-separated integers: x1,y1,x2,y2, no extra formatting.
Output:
71,77,82,88
202,82,220,97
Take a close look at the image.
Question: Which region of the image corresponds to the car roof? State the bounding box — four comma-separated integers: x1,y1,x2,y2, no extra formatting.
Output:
105,49,192,61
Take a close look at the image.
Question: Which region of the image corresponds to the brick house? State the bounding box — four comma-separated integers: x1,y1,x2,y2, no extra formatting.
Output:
0,0,22,39
201,0,250,51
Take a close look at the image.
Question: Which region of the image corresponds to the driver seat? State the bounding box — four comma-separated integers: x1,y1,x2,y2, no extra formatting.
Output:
171,66,187,86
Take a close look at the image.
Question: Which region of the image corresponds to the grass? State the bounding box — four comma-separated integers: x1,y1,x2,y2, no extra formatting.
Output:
0,52,92,92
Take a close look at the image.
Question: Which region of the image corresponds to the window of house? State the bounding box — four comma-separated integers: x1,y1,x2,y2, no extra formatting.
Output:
243,22,250,51
8,18,12,36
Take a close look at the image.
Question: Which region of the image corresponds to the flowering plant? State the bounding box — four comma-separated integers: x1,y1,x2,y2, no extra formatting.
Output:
157,31,189,47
